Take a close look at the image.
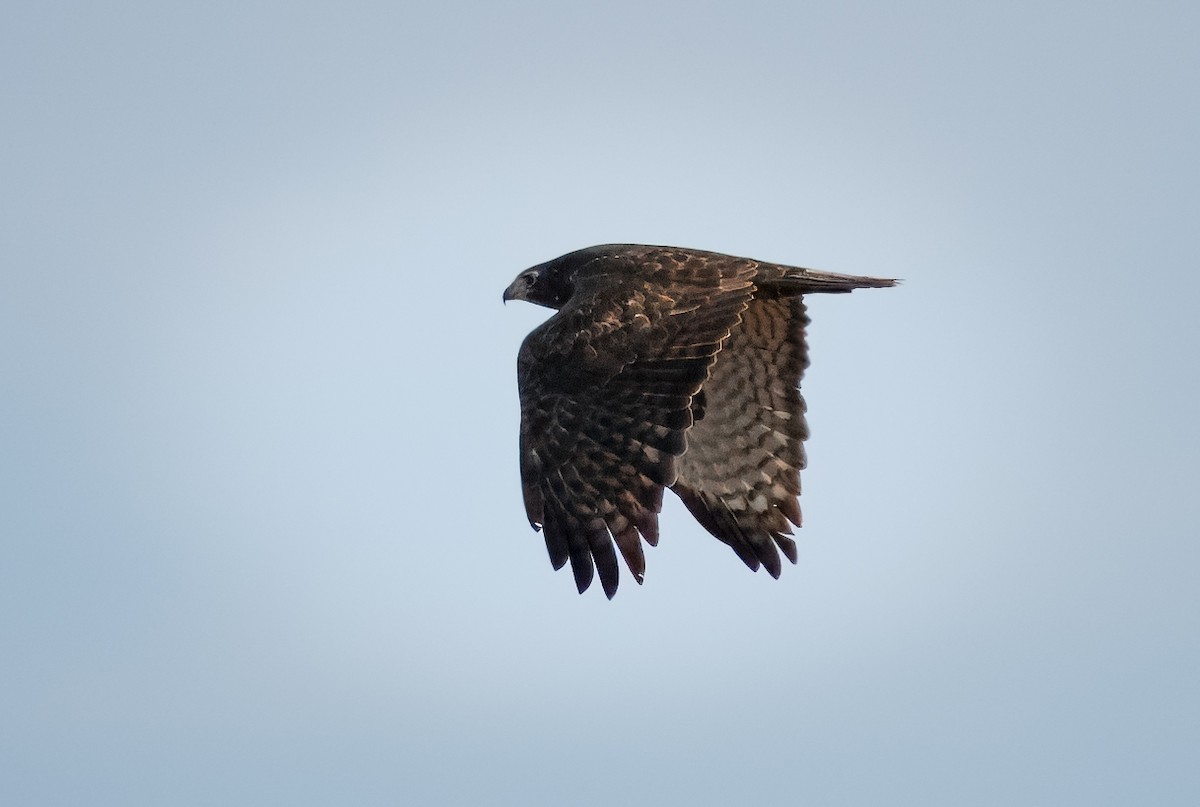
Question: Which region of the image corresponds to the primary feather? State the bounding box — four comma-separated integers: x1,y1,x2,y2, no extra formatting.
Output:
504,244,895,598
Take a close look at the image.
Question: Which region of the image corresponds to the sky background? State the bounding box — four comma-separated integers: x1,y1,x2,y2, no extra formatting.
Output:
2,1,1198,805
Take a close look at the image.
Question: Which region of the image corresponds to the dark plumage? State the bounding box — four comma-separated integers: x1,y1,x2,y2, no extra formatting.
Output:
504,244,895,598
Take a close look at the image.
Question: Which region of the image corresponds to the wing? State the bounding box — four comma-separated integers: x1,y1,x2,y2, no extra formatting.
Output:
669,257,894,574
517,252,756,597
671,295,810,577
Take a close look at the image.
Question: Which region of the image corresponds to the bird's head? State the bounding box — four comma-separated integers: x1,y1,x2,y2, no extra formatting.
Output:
504,245,639,310
502,257,575,309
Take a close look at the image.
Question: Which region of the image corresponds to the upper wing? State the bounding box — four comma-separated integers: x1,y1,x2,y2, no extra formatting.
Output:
517,251,756,597
671,295,810,577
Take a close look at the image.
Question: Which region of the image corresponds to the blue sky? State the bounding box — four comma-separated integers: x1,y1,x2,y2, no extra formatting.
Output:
2,2,1198,805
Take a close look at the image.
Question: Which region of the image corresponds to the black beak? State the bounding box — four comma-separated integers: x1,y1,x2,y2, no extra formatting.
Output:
502,277,524,304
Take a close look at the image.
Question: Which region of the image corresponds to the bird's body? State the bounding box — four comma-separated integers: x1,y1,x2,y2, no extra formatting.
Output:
504,244,895,597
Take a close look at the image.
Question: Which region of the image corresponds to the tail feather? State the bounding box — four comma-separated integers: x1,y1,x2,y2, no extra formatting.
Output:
757,265,898,295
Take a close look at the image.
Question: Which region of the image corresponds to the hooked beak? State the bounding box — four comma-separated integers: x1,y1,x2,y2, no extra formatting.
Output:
502,271,535,304
502,281,518,304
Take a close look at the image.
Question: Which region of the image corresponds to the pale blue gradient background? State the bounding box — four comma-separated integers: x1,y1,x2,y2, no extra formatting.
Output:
2,2,1198,805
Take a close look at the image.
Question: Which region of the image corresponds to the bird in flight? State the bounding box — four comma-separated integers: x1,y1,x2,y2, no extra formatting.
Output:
504,244,895,597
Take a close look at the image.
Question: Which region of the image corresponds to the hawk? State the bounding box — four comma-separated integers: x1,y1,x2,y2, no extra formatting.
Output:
504,244,895,598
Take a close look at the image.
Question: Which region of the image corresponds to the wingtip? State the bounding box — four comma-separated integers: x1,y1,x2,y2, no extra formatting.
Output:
598,568,620,599
575,576,620,600
775,533,799,565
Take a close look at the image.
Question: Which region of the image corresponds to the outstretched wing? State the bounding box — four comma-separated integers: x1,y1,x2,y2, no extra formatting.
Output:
517,251,756,598
671,295,810,577
669,259,892,574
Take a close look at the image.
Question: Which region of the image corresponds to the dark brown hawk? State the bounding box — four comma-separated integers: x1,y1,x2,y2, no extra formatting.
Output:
504,244,895,598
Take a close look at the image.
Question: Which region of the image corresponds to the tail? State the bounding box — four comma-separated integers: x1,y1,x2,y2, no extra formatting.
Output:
756,264,899,295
